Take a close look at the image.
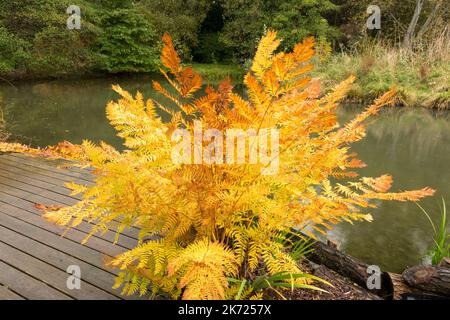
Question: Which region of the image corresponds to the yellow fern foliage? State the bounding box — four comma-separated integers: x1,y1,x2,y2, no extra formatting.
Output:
0,31,435,300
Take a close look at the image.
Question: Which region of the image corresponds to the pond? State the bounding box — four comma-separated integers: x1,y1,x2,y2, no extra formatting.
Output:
1,76,449,273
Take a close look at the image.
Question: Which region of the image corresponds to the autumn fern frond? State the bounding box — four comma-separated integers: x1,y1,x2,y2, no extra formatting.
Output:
0,31,436,300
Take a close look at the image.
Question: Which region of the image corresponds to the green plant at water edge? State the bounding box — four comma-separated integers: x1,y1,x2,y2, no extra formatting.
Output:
416,198,450,265
229,271,331,300
187,63,244,83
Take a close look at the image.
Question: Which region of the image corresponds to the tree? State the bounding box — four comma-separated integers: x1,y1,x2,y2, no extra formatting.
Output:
136,0,211,60
95,8,160,73
220,0,339,61
404,0,447,47
0,32,435,299
0,27,30,75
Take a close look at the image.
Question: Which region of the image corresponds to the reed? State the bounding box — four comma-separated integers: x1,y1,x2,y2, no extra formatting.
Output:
315,28,450,109
416,198,450,265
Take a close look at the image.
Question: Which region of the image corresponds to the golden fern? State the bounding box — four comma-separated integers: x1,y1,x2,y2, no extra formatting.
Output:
0,31,435,300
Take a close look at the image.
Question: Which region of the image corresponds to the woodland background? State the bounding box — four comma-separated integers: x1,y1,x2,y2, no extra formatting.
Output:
0,0,448,79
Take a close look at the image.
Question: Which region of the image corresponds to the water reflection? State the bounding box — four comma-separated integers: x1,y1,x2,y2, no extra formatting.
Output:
1,78,449,272
333,105,450,272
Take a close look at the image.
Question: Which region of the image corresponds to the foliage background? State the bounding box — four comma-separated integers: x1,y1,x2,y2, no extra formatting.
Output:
0,0,448,79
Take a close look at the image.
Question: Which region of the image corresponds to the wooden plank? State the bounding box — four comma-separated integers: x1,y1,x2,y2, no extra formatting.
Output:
0,161,65,189
0,175,140,238
0,200,126,257
0,158,141,240
0,196,137,250
4,153,94,181
0,285,25,300
11,153,95,176
0,154,149,300
0,261,71,300
0,166,83,201
0,209,120,274
0,156,93,186
0,241,118,300
0,157,82,187
0,186,139,243
0,225,127,299
0,177,79,205
2,154,93,183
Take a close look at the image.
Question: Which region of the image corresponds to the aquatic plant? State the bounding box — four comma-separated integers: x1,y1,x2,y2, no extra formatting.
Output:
417,198,450,265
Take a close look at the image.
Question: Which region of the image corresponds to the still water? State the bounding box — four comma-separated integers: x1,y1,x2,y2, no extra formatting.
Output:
1,76,449,273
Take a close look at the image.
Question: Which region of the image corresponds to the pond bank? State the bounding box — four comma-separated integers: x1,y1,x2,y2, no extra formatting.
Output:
313,36,450,110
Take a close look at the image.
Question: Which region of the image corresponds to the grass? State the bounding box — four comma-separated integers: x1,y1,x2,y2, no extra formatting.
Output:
416,198,450,265
0,97,10,142
186,63,245,83
314,29,450,109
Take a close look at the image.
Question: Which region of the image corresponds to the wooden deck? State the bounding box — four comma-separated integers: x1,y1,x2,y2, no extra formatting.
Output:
0,152,141,300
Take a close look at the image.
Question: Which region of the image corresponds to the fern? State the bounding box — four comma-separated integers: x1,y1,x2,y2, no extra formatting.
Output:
0,31,435,300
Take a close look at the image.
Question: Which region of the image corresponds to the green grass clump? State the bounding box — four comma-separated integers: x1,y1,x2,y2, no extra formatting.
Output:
186,63,245,83
417,198,450,265
314,32,450,109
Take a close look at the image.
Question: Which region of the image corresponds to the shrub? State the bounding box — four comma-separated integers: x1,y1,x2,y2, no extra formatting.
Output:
0,32,435,299
28,26,97,76
95,8,160,73
0,27,30,75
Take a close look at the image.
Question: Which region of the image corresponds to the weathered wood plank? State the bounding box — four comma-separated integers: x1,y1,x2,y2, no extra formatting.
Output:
0,284,25,300
0,198,136,253
0,261,71,300
11,153,95,176
0,209,120,274
0,154,149,299
2,154,93,183
0,177,80,205
0,156,93,186
0,183,139,242
0,241,118,300
0,161,65,190
0,203,125,257
0,157,82,187
0,156,140,240
0,225,127,299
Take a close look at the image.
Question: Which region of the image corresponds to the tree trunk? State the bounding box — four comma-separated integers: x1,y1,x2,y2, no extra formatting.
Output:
402,265,450,296
417,0,443,39
404,0,425,47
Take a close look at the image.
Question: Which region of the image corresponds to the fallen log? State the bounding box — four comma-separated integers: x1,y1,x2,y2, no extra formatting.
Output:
388,272,423,300
402,265,450,296
291,230,450,299
438,257,450,268
293,232,393,298
307,240,393,298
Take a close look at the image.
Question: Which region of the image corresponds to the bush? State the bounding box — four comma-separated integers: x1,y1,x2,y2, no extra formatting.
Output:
0,32,435,299
28,26,97,76
0,27,30,75
95,8,160,73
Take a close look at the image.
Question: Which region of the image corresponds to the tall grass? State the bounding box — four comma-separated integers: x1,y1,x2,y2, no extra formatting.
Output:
0,96,10,142
315,28,450,109
416,198,450,265
186,63,244,83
